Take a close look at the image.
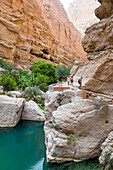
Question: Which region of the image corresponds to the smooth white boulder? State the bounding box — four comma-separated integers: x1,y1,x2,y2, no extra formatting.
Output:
21,100,45,121
7,91,22,98
0,95,25,127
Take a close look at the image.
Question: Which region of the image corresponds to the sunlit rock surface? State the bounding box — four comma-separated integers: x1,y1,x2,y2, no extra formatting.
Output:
21,100,45,121
0,95,25,127
0,0,86,69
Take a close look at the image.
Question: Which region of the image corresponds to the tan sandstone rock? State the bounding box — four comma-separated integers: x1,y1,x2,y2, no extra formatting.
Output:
0,0,86,68
0,95,25,127
71,1,113,95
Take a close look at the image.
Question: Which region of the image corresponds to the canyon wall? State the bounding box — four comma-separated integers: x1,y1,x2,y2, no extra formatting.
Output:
67,0,100,36
44,0,113,164
0,0,86,69
71,0,113,95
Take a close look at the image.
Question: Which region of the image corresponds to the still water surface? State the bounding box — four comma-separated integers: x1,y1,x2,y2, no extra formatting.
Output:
0,121,101,170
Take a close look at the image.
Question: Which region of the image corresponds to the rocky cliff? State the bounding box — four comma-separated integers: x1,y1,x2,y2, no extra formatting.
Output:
0,0,86,69
67,0,100,36
71,0,113,95
44,0,113,164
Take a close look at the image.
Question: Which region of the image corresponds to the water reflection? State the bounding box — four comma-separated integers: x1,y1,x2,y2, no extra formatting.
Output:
31,158,44,170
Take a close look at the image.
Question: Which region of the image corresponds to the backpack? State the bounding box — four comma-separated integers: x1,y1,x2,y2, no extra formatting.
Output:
78,79,80,84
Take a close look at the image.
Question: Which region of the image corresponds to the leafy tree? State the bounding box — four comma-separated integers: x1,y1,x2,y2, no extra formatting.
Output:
36,73,49,85
0,75,17,92
32,63,57,84
30,60,45,70
38,83,49,92
56,65,70,78
17,70,32,90
0,58,19,82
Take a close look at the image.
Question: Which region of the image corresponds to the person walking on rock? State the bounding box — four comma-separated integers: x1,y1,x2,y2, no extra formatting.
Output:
67,76,70,86
78,77,83,89
70,76,73,86
58,75,62,84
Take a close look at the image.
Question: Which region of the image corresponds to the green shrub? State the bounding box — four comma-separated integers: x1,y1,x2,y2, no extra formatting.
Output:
40,99,45,106
6,94,14,97
0,58,11,70
22,86,43,102
0,59,17,78
67,134,79,147
0,75,17,92
36,73,49,85
56,65,70,78
17,70,33,90
32,63,57,85
38,105,44,111
30,60,45,70
38,83,49,92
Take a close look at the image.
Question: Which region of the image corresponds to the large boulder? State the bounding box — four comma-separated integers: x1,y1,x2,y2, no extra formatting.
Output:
44,89,75,125
21,100,45,121
0,95,25,127
44,92,113,163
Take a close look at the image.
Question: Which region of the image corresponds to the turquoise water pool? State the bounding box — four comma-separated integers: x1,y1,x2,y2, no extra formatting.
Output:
0,121,101,170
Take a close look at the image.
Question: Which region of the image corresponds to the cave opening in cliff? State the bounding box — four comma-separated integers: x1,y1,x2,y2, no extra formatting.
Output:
30,49,43,57
42,49,49,55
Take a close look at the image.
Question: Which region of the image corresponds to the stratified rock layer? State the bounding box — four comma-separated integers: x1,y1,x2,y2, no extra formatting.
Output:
71,0,113,95
0,0,86,69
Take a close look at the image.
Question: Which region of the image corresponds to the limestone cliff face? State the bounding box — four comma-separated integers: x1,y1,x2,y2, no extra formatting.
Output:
71,0,113,95
67,0,100,36
0,0,86,69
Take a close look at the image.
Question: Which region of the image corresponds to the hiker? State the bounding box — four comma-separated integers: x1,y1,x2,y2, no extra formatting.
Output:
78,77,83,89
58,75,62,84
70,76,73,86
67,76,70,86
